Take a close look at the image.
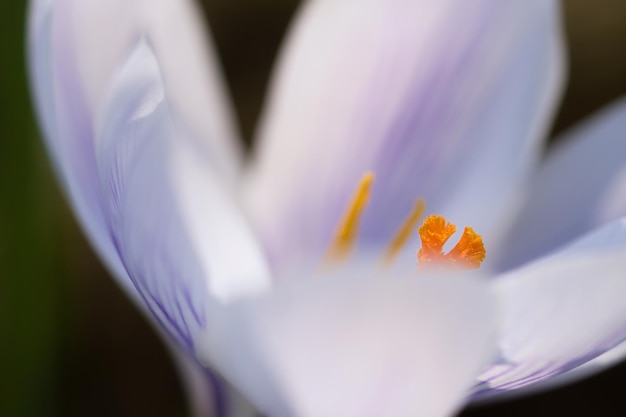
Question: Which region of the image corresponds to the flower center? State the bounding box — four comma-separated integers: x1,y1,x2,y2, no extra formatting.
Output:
326,172,486,269
417,215,485,269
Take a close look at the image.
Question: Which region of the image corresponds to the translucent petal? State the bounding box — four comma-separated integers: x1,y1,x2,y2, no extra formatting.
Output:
497,98,626,270
199,267,496,417
29,5,260,414
476,218,626,397
245,0,565,270
30,0,240,186
28,0,135,295
95,41,271,349
28,0,266,314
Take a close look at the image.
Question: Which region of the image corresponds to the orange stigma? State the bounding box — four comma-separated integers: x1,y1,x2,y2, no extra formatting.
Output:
417,215,485,269
325,172,486,270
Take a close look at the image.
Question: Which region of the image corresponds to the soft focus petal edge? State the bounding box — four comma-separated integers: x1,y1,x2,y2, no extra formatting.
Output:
475,217,626,399
197,265,498,417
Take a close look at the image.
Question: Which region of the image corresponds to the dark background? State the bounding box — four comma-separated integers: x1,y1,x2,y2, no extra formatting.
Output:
0,1,625,416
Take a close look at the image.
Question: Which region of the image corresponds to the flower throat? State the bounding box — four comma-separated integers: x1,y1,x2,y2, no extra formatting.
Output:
326,172,486,269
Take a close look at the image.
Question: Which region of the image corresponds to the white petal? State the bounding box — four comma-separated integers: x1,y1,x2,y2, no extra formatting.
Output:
94,41,271,350
245,0,565,269
476,217,626,397
198,268,496,417
497,98,626,270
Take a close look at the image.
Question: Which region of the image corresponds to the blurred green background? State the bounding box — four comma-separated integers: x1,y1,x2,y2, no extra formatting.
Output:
0,1,625,416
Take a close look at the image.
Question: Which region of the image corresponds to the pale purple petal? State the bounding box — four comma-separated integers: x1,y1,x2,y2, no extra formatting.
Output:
27,0,245,295
520,340,626,397
475,218,626,398
76,40,271,417
29,3,265,415
30,0,240,191
28,0,135,295
198,268,496,417
496,98,626,270
69,0,243,183
95,41,270,350
245,0,565,270
476,341,626,403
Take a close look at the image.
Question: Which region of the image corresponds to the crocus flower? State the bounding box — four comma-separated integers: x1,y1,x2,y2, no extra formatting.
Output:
27,0,626,417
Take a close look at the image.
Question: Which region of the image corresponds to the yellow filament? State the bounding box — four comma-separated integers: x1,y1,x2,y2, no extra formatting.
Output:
383,199,426,265
326,172,375,262
417,215,485,269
